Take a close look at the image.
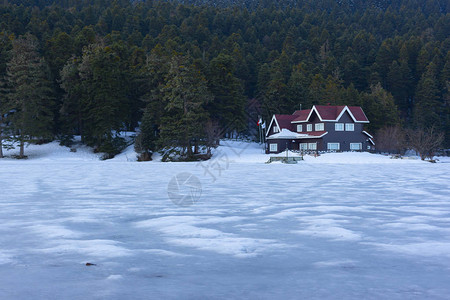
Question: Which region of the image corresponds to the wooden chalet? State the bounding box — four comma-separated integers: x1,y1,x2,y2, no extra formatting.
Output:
265,105,375,153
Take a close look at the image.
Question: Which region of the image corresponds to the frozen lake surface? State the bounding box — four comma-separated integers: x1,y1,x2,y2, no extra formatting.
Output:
1,141,449,299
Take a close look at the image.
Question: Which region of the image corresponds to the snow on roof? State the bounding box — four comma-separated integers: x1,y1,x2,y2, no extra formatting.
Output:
267,129,327,139
363,131,374,138
301,131,328,137
267,128,308,139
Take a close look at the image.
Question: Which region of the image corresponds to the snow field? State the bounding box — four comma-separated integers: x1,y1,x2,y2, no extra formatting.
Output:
0,141,449,299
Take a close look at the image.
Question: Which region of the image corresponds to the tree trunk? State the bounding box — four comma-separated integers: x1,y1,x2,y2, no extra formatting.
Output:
0,136,3,158
194,140,198,154
187,142,193,157
19,136,24,158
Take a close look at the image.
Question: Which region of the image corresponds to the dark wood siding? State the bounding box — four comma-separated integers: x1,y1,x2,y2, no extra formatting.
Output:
266,139,293,153
266,139,324,153
322,111,368,151
268,120,278,136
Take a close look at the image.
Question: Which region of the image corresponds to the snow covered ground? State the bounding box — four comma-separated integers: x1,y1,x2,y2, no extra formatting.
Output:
1,141,450,299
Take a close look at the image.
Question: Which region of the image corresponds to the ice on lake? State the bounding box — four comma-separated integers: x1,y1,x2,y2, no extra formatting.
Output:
1,141,450,299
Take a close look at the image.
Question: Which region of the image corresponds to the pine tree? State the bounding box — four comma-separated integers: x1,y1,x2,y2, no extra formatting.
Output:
140,50,171,127
321,73,344,106
77,43,131,154
260,54,294,118
343,83,363,107
442,81,450,148
0,72,11,158
413,62,442,129
262,70,289,117
287,63,311,111
363,83,400,133
308,73,326,106
207,53,246,136
159,55,212,159
6,34,55,158
0,80,7,158
374,39,397,87
134,105,157,161
0,33,11,158
60,56,83,143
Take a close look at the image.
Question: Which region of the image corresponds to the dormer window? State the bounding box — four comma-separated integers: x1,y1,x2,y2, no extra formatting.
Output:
307,124,312,132
315,123,324,131
296,124,303,132
345,123,354,131
273,125,279,133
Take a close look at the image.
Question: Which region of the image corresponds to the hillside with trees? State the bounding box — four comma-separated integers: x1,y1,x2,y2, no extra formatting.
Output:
0,0,448,159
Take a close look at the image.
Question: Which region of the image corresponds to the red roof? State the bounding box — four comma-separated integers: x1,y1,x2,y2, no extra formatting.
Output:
297,131,327,137
348,106,369,122
314,105,346,120
274,114,297,131
292,109,311,122
272,105,369,133
292,105,369,123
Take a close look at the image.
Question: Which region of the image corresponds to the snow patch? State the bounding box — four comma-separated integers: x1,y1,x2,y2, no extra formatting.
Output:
38,239,132,258
106,274,123,280
366,241,450,257
0,251,13,265
313,259,358,268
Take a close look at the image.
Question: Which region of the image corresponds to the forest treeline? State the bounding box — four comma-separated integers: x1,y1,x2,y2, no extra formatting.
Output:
0,0,448,160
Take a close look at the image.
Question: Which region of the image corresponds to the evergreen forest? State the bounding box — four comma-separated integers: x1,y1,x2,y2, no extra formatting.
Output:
0,0,448,160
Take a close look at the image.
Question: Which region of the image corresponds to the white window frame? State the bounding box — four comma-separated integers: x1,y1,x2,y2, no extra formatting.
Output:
308,143,317,150
269,143,278,152
297,124,303,132
350,143,362,150
300,143,308,150
327,143,340,151
273,125,279,133
315,123,324,131
307,124,312,132
345,123,354,131
335,123,344,131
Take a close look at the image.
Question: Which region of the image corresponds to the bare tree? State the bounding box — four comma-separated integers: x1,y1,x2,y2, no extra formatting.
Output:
375,125,406,154
406,126,444,160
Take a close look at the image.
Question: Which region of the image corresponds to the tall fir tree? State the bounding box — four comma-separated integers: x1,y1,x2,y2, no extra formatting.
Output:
60,56,83,142
159,55,212,159
6,34,55,158
387,60,412,116
139,50,171,130
134,105,157,161
0,79,7,158
287,63,311,112
207,53,246,136
77,43,131,154
413,62,442,130
363,83,400,133
0,32,11,158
